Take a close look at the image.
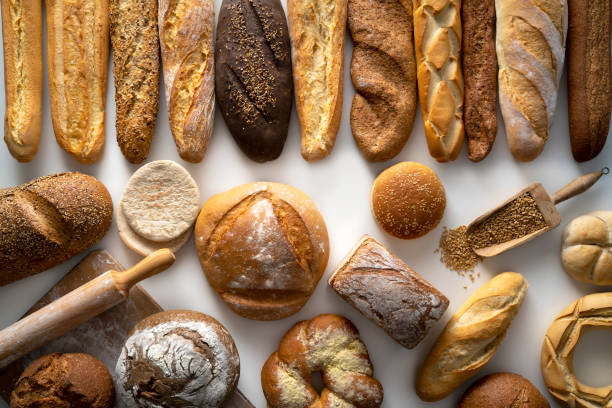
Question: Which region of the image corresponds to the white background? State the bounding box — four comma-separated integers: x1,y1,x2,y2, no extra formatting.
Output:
1,2,611,407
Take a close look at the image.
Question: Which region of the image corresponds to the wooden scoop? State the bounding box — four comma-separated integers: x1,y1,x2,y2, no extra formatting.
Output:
0,249,175,369
467,168,609,258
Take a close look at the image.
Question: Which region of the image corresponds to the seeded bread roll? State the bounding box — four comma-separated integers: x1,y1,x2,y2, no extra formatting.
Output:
459,373,549,408
215,0,293,162
1,0,42,162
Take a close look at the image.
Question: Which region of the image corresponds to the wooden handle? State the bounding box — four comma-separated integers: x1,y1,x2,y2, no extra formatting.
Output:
551,168,609,204
112,248,175,294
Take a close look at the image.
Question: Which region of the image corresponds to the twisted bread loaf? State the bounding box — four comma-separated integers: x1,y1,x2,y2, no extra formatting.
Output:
414,0,464,162
262,314,384,407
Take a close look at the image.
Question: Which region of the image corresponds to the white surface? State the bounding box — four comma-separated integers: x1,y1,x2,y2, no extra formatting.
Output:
0,2,611,407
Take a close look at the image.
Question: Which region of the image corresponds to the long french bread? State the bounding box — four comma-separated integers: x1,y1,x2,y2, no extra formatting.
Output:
1,0,42,162
415,272,528,401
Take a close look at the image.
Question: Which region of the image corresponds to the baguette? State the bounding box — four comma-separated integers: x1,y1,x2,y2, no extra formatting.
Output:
110,0,160,164
0,173,113,287
415,272,528,401
348,0,417,162
159,0,215,163
414,0,464,162
288,0,347,161
45,0,110,164
1,0,42,162
462,0,497,162
567,0,611,162
496,0,568,162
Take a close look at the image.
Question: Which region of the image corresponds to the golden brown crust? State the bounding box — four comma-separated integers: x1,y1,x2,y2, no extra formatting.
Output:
459,372,549,408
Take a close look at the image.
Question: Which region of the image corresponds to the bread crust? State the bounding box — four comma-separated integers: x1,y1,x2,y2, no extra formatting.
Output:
459,372,549,408
110,0,160,164
45,0,110,164
1,0,42,162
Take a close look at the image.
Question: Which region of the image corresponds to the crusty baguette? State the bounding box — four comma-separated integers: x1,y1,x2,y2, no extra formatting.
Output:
348,0,417,162
414,0,464,162
1,0,42,162
0,173,113,287
159,0,214,163
462,0,497,162
496,0,568,162
567,0,611,162
110,0,160,164
288,0,347,161
416,272,528,402
45,0,110,164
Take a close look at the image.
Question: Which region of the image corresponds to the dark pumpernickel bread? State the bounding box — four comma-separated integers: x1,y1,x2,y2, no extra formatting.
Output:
459,372,550,408
10,353,114,408
0,173,113,286
215,0,293,163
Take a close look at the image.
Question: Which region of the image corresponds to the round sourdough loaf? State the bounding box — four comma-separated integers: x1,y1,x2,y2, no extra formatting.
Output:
459,372,549,408
195,182,329,320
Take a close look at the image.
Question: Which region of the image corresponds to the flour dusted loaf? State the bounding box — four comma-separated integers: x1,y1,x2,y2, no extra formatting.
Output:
261,314,384,407
329,235,449,348
195,182,329,320
459,372,549,408
116,310,240,408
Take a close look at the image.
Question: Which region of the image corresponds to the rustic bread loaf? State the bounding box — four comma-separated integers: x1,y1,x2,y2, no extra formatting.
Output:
195,182,329,320
45,0,109,164
329,235,449,348
416,272,528,401
1,0,42,162
459,373,550,408
288,0,347,161
496,0,568,162
216,0,293,163
414,0,464,162
567,0,611,162
159,0,215,163
110,0,160,164
0,173,113,287
348,0,417,162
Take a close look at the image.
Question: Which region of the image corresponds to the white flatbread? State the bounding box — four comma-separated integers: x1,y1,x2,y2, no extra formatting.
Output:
121,160,201,242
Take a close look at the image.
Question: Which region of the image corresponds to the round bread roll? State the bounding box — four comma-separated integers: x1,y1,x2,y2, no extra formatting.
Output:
115,310,240,408
11,353,114,408
370,162,446,239
195,182,329,320
561,211,612,285
459,372,549,407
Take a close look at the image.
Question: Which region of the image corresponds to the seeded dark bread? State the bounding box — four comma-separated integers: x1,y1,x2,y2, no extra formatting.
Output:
215,0,292,162
0,173,113,286
459,372,550,408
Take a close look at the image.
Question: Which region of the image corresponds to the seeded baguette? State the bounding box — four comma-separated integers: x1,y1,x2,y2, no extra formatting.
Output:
1,0,42,162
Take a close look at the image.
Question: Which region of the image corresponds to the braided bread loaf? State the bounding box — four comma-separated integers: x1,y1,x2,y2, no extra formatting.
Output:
414,0,464,162
261,314,384,407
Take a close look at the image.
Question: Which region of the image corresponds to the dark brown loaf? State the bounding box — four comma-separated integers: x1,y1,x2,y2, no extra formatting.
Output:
567,0,611,162
110,0,160,164
459,372,550,408
215,0,293,163
461,0,497,162
0,173,113,287
348,0,417,162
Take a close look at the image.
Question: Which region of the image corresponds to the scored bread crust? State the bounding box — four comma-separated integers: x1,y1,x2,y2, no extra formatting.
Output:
159,0,215,163
1,0,43,162
110,0,160,164
45,0,109,164
288,0,347,161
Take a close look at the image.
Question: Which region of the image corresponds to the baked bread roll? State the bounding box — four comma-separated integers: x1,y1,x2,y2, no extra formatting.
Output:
45,0,109,164
414,0,464,162
159,0,215,163
215,0,293,163
348,0,417,162
561,211,612,285
416,272,528,401
1,0,42,162
462,0,497,162
195,182,329,320
496,0,568,162
110,0,160,164
459,373,549,408
567,0,611,162
288,0,347,161
0,173,113,287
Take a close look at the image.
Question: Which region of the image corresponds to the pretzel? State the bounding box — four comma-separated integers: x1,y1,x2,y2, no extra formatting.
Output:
261,314,384,407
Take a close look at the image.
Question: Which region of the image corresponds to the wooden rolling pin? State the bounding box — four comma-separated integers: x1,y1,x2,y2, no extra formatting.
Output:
0,249,175,369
